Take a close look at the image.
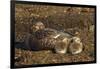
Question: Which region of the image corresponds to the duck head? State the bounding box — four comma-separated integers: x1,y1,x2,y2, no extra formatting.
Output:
31,22,45,32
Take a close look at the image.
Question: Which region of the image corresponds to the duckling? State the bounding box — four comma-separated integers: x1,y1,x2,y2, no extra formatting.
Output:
68,37,83,54
54,37,71,54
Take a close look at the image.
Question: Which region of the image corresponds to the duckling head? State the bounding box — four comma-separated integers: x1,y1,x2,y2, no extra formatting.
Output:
54,38,71,54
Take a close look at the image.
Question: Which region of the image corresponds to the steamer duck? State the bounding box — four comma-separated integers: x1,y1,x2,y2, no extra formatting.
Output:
24,22,83,54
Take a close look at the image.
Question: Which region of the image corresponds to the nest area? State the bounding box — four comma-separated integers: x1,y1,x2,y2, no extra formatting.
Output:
15,4,95,66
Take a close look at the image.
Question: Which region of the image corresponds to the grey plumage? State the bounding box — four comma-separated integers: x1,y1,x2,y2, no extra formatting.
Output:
24,22,83,54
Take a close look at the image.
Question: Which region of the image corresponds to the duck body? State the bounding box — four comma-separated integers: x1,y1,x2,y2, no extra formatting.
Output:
24,22,83,54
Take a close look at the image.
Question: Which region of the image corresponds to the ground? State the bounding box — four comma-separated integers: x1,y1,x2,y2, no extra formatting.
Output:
14,3,95,67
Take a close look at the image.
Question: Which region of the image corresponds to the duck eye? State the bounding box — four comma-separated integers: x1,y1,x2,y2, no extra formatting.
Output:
70,39,73,43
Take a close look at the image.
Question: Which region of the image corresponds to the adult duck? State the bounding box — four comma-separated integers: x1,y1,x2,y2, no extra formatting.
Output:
24,22,83,54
